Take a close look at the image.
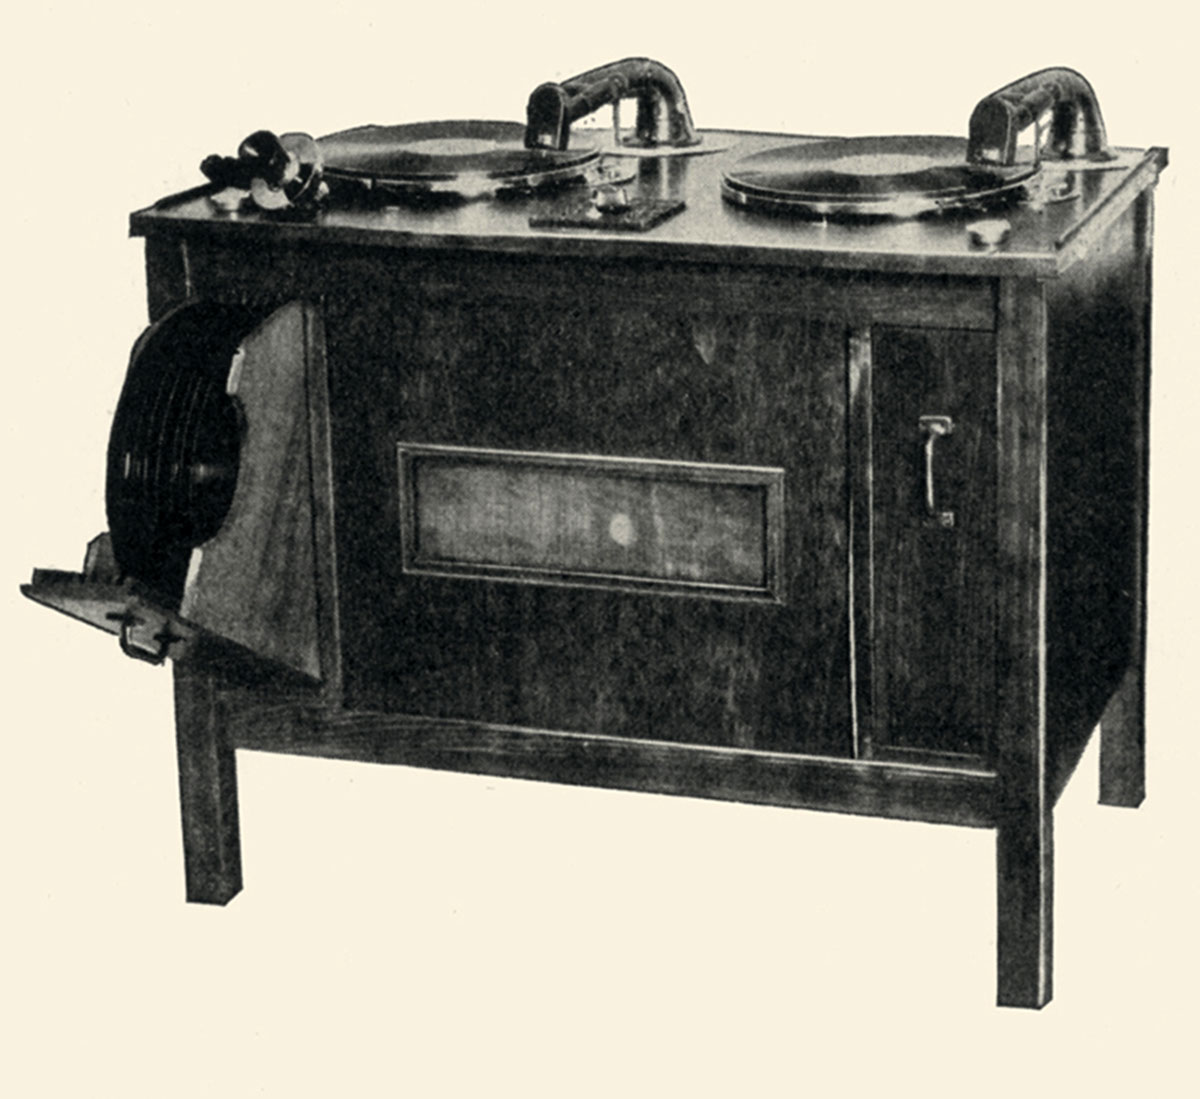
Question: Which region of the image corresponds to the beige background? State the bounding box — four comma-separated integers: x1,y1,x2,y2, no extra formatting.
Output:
3,3,1196,1095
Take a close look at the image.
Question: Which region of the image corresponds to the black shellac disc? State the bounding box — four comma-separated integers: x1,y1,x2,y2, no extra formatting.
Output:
318,120,601,196
722,135,1036,218
106,303,263,601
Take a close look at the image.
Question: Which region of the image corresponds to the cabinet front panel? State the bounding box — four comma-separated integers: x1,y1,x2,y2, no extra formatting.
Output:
327,278,852,755
866,325,997,761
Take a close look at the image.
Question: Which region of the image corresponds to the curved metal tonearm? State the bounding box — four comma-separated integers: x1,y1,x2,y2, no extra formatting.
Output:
967,67,1111,166
525,56,699,151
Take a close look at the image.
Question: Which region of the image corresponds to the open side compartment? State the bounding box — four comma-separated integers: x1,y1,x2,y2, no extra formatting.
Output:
23,299,331,685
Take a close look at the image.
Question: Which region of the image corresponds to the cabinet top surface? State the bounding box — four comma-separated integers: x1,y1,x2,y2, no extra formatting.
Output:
130,130,1166,278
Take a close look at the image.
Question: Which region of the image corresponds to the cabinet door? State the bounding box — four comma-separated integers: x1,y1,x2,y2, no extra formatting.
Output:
858,326,996,762
328,289,854,757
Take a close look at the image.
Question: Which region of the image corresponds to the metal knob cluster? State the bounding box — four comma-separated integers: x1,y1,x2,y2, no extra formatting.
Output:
201,130,328,215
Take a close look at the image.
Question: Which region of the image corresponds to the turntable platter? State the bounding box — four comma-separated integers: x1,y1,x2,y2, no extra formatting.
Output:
722,135,1037,218
318,120,606,197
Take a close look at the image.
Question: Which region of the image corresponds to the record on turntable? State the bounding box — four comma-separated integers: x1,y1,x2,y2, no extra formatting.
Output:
722,67,1115,219
203,57,704,208
317,119,620,200
722,135,1039,219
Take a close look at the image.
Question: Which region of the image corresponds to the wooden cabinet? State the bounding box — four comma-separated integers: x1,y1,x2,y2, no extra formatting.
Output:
22,131,1165,1008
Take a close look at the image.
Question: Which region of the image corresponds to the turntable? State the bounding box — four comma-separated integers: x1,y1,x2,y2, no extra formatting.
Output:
721,67,1114,219
198,56,702,218
23,58,1168,1008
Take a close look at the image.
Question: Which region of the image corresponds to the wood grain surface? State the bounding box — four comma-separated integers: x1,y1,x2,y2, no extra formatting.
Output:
107,130,1164,1013
179,301,322,680
328,278,853,755
1045,197,1151,803
866,324,997,761
993,277,1052,1009
220,687,997,828
130,135,1166,280
400,445,782,599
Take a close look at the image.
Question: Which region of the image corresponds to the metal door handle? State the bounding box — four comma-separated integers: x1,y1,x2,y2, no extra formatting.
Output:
919,415,955,528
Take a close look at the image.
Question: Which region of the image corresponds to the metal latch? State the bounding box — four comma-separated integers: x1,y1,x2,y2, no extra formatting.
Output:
106,611,183,666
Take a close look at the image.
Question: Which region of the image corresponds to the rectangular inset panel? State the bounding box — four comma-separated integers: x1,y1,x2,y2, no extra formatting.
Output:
864,326,997,761
399,444,784,601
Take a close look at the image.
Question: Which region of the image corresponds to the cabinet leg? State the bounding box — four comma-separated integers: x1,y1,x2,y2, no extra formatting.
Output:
1101,189,1151,808
173,664,243,905
1100,665,1146,810
996,807,1053,1009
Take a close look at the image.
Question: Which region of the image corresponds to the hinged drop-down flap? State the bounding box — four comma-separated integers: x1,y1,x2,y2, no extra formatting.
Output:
23,300,327,682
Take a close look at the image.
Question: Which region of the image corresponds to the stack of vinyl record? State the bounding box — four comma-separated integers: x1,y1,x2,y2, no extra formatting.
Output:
105,303,261,600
